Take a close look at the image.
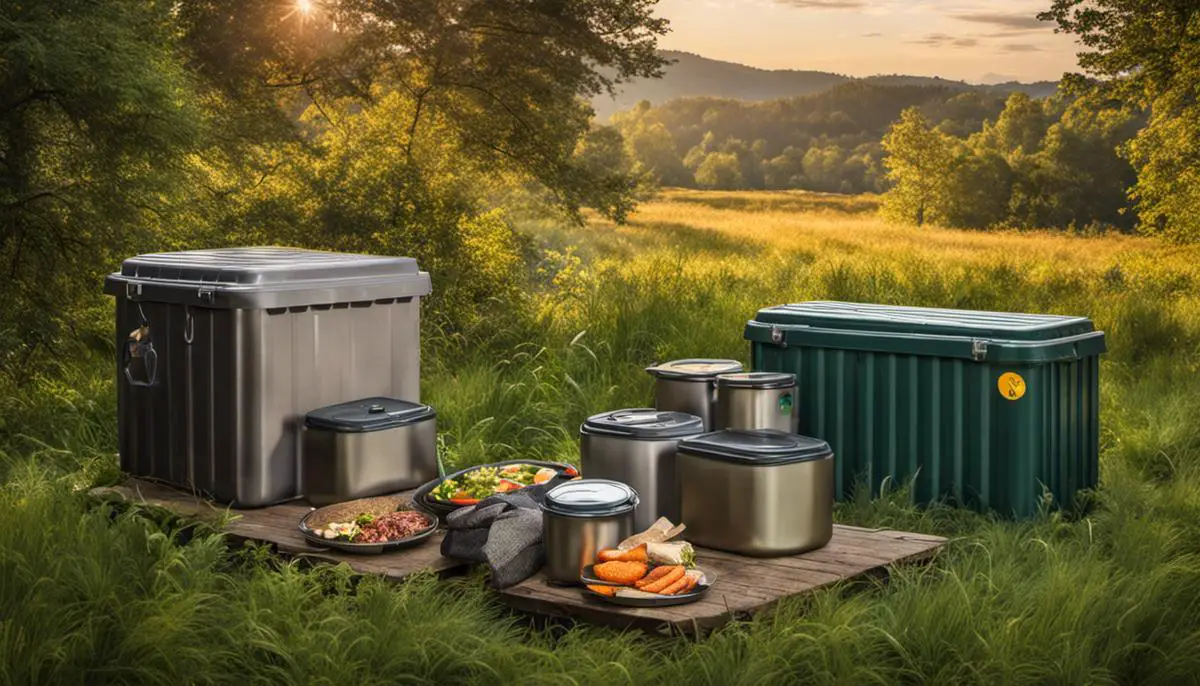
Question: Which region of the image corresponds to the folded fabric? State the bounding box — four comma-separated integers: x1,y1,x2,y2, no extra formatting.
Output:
440,483,553,588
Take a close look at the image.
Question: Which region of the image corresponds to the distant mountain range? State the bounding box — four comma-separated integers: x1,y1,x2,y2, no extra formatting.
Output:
592,50,1059,122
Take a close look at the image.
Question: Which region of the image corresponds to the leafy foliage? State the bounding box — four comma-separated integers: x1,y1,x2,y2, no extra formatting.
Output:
1041,0,1200,242
881,95,1140,231
0,0,667,379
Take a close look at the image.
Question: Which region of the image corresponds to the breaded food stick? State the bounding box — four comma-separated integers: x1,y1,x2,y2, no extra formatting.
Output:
640,565,684,593
593,560,649,585
634,566,674,589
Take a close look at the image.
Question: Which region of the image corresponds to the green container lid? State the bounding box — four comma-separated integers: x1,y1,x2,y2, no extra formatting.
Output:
746,301,1106,364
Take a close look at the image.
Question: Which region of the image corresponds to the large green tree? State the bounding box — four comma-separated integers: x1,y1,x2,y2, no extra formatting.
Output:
0,0,669,376
881,108,957,227
1041,0,1200,241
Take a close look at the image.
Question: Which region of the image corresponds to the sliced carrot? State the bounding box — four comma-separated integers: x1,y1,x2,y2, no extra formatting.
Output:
634,566,674,589
671,576,700,595
640,565,684,594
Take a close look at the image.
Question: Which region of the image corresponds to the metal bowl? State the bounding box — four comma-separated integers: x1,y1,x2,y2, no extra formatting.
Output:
411,460,578,522
298,495,438,554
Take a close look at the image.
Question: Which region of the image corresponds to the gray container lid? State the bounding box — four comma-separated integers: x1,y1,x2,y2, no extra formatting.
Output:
716,372,795,389
679,429,832,466
305,397,435,433
580,408,704,440
645,359,744,380
542,479,639,518
104,247,432,309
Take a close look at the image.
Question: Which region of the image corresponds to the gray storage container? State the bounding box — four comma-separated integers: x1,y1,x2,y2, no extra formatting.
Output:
302,397,438,507
104,247,432,507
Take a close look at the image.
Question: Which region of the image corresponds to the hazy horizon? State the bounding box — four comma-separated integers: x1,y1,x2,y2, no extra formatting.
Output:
654,0,1081,84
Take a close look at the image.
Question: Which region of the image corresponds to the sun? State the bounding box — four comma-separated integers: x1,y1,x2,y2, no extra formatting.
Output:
295,0,314,15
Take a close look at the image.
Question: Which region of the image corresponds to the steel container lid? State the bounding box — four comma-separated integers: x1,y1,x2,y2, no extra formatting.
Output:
305,397,436,433
542,479,639,518
645,359,743,380
716,372,796,389
679,429,832,466
104,247,432,309
580,408,704,440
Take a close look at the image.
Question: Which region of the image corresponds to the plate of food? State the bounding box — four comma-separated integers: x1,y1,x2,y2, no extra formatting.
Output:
580,517,713,607
298,494,438,554
412,460,579,520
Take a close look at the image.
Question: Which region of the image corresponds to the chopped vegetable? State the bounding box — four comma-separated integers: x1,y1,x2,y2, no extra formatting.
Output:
430,463,565,502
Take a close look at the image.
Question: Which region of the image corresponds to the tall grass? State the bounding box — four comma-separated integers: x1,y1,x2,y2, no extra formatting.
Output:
4,188,1200,684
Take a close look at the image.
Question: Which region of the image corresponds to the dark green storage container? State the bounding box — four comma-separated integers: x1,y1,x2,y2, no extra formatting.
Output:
745,302,1106,517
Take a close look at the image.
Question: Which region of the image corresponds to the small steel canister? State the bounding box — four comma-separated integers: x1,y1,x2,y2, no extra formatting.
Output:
301,397,438,506
540,479,639,584
645,359,743,431
714,371,798,433
677,429,833,557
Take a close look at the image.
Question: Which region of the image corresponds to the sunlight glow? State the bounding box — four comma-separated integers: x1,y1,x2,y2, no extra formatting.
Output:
296,0,314,15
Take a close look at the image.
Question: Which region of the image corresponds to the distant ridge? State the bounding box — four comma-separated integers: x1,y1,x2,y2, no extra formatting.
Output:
592,50,1059,121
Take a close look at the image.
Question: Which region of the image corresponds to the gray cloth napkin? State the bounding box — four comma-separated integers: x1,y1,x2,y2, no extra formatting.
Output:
440,483,553,589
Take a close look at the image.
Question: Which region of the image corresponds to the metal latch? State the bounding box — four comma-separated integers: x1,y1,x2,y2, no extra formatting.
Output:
971,339,988,361
125,282,143,299
771,326,786,347
196,286,215,304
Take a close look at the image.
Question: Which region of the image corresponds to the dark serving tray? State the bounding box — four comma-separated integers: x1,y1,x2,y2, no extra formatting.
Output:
411,460,578,522
298,495,438,554
581,568,714,607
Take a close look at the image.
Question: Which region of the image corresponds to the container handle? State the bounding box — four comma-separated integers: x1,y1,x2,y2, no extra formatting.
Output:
123,325,158,387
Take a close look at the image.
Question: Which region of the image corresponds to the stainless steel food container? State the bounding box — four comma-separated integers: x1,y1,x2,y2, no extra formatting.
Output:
302,397,438,506
715,372,798,433
677,429,833,557
580,409,704,531
541,479,639,584
645,359,743,430
103,247,431,507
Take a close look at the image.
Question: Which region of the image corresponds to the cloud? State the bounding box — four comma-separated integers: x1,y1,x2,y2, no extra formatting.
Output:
908,33,979,48
1001,43,1042,53
774,0,867,8
862,32,884,38
953,12,1048,31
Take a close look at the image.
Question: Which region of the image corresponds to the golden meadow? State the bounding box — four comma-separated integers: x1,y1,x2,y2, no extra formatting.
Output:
4,190,1200,684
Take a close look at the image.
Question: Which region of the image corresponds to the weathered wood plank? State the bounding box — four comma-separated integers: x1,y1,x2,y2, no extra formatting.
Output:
113,477,947,635
111,478,467,580
496,526,947,635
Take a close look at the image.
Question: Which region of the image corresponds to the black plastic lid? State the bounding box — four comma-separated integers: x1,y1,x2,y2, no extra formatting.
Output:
645,358,743,380
542,479,639,518
678,429,832,466
580,408,704,440
305,397,435,432
716,372,796,389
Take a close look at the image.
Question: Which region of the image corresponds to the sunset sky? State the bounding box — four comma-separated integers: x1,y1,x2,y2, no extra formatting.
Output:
653,0,1083,83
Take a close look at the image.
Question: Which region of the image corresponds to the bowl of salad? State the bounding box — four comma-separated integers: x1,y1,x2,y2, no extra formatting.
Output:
413,460,579,520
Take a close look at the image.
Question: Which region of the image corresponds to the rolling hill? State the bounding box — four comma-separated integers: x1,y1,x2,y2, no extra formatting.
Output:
592,50,1058,122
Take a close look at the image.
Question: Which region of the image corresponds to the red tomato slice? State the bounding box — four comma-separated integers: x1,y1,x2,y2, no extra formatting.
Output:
449,497,480,505
563,466,579,477
495,479,524,493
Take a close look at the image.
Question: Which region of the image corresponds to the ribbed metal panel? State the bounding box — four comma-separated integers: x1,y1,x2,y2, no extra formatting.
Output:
751,340,1101,518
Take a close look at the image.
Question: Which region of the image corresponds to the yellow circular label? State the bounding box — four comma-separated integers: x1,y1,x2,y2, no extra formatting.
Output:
998,372,1026,401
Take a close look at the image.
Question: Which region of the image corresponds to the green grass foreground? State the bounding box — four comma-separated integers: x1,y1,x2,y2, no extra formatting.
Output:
5,190,1200,684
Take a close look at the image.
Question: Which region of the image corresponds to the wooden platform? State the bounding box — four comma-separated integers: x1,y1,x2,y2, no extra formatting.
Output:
107,478,946,634
103,478,464,580
499,526,945,634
